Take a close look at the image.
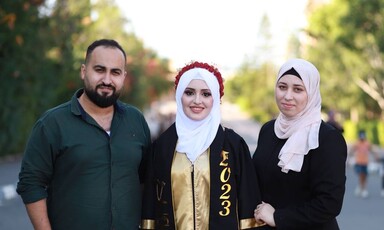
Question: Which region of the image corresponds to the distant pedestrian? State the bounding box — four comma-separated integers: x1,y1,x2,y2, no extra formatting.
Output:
326,110,344,133
349,130,380,198
379,153,384,197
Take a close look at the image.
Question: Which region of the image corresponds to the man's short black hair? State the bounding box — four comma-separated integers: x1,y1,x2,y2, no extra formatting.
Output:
85,39,126,64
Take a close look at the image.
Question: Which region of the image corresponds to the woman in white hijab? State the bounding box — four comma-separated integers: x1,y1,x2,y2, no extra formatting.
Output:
141,61,266,229
253,58,347,229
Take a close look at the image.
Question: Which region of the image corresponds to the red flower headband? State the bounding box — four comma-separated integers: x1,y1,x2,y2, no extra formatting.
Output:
174,61,224,98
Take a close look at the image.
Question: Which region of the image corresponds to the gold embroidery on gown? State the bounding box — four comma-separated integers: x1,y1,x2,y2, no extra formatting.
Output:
171,150,210,230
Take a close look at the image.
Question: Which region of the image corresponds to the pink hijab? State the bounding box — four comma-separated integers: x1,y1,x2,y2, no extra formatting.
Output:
274,58,322,173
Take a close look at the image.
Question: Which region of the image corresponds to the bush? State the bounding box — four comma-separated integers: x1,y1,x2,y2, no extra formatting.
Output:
343,120,384,146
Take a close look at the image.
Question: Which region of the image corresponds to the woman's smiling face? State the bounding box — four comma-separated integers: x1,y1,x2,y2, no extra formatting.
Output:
181,79,213,121
275,74,308,118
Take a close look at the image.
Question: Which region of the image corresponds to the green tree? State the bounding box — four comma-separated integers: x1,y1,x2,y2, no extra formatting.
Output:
226,61,278,123
0,0,57,155
305,0,384,120
225,14,278,123
0,0,172,156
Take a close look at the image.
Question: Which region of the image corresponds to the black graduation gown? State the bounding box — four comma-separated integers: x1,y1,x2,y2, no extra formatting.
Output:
141,124,266,229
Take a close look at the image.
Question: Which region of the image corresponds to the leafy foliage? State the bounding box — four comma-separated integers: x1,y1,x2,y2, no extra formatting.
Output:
306,0,384,119
226,61,278,123
225,0,384,126
0,0,172,156
1,0,57,156
224,14,282,123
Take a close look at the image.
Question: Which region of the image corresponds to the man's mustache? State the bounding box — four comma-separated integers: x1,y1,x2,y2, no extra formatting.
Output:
97,83,115,91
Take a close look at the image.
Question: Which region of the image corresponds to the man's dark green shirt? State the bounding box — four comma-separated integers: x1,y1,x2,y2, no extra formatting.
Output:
17,89,151,230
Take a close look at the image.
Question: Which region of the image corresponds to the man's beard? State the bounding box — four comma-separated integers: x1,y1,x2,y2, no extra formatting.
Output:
84,83,120,108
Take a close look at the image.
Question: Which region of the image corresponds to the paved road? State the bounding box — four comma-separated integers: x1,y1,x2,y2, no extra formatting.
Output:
1,102,383,229
0,158,33,230
339,164,384,230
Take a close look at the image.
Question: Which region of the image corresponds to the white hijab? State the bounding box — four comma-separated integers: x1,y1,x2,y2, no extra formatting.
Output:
274,58,322,173
175,68,221,163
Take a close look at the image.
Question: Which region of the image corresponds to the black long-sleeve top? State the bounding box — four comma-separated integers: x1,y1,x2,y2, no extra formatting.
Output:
253,120,347,230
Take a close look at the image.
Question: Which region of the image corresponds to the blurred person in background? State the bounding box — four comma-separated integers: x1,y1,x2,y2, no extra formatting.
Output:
17,39,151,230
380,154,384,197
326,110,344,133
379,150,384,197
349,130,380,198
253,58,347,229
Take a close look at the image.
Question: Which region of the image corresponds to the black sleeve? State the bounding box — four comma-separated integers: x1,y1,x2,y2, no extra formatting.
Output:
140,142,156,229
274,128,347,229
139,117,152,184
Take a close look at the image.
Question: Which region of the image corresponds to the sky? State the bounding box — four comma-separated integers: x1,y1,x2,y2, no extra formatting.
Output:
115,0,308,76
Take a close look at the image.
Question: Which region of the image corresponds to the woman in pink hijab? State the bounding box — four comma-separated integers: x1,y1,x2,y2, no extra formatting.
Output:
253,58,347,229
